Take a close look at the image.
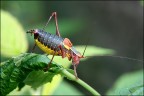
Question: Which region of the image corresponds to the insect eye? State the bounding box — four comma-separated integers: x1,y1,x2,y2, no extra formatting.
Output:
33,32,39,39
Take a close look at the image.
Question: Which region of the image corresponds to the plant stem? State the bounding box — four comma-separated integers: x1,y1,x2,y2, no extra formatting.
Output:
61,69,101,96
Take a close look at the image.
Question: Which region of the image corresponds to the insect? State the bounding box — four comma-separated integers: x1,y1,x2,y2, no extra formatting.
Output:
27,12,84,78
27,12,143,79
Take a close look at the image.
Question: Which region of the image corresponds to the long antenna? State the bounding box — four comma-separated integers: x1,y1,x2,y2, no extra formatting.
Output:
82,44,88,57
85,55,143,62
82,38,90,57
42,13,53,31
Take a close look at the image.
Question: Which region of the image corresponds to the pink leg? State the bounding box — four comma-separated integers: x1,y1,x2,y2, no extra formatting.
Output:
44,51,56,71
71,52,78,79
43,12,61,37
48,51,56,67
73,64,78,79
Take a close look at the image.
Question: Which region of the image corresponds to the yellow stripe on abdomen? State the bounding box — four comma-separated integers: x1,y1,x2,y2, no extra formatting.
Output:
35,39,59,55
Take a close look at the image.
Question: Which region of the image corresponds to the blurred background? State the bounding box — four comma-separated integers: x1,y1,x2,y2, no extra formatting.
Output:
1,1,143,95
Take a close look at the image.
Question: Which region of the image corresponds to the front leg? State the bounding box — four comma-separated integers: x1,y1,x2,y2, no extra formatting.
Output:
31,43,36,53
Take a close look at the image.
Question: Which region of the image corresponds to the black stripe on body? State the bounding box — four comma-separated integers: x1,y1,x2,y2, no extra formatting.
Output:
34,29,64,51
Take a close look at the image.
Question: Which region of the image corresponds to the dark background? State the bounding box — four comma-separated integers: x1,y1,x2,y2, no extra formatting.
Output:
1,1,143,95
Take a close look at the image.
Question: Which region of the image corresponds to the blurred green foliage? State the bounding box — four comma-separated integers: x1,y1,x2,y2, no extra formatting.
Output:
1,10,28,57
107,70,143,95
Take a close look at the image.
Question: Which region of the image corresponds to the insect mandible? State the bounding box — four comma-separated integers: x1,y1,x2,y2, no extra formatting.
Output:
27,12,85,78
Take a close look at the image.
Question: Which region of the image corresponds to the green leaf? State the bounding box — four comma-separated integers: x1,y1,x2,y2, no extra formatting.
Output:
129,85,143,95
107,70,143,95
0,53,77,96
23,70,58,88
1,10,28,57
0,53,51,96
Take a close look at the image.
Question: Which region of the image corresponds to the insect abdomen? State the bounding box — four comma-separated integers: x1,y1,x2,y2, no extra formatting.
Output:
34,29,64,55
